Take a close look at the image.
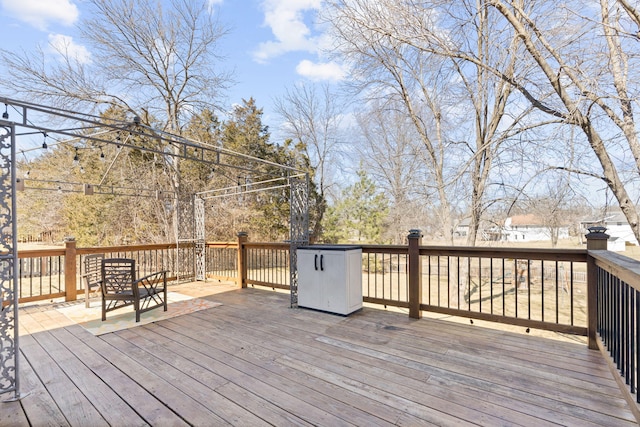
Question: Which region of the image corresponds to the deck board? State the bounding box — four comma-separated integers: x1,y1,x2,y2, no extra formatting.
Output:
191,309,536,426
3,283,637,426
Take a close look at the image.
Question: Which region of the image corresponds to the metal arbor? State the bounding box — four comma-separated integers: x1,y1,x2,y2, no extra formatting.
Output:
288,175,310,306
0,123,20,400
0,97,309,399
196,173,310,306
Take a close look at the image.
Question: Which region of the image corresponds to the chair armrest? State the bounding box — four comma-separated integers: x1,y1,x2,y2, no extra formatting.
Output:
133,271,168,287
81,272,102,285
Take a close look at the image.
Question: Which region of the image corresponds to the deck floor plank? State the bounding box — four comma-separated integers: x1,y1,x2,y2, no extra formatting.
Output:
145,318,390,426
6,285,637,427
162,312,441,426
185,308,546,426
103,330,271,427
202,292,636,425
19,334,109,427
11,351,70,427
206,290,637,425
196,298,616,427
0,391,30,427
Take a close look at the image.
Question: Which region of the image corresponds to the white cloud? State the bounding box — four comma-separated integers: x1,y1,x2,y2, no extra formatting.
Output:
1,0,79,31
296,59,346,82
208,0,223,12
253,0,322,63
48,33,91,64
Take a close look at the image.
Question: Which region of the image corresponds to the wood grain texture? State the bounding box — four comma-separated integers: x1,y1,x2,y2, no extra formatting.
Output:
10,283,637,426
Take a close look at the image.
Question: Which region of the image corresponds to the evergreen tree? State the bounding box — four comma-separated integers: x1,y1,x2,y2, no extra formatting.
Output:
213,98,319,241
323,169,389,243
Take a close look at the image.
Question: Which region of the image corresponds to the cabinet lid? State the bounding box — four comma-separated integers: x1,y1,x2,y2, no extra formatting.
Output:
297,245,362,251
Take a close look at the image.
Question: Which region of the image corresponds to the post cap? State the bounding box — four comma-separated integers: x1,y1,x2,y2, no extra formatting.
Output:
587,226,607,234
237,231,248,237
64,236,76,242
408,229,423,238
585,226,609,241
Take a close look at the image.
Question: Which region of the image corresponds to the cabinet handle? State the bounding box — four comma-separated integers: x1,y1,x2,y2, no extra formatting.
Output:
314,254,318,271
320,254,324,271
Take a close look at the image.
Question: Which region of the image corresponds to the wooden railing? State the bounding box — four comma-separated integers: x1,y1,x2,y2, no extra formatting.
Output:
205,242,238,282
589,249,640,414
17,241,196,304
231,236,590,335
14,230,640,414
361,244,589,334
245,243,290,289
11,234,615,340
17,247,66,303
18,235,591,335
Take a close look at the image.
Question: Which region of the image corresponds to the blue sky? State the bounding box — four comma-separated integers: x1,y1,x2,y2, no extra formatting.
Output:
0,0,345,139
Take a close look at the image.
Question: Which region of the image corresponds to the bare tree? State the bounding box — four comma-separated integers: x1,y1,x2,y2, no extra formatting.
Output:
328,0,640,243
1,0,230,240
273,83,345,238
485,0,640,243
323,2,461,243
1,0,229,131
322,0,543,245
355,99,425,244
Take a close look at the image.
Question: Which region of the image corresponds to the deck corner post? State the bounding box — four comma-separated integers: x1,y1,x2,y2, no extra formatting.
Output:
237,231,248,288
64,236,77,302
408,229,423,319
585,227,608,350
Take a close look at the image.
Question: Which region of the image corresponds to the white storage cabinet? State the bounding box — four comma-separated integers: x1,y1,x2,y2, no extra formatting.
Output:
297,245,362,315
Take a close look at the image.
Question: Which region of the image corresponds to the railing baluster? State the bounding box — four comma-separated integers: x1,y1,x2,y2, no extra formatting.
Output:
540,260,545,322
514,258,518,319
527,260,531,320
502,258,507,316
478,257,482,313
636,288,640,401
490,257,494,314
556,261,560,324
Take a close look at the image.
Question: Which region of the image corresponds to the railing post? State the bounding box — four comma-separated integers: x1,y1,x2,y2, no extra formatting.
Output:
408,229,423,319
585,227,609,350
237,231,248,288
64,236,77,302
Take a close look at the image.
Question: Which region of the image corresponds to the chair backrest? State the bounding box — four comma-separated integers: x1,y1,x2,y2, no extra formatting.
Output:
101,258,136,295
83,254,104,288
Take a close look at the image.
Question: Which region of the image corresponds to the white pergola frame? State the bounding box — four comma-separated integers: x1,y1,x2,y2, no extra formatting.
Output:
0,97,309,400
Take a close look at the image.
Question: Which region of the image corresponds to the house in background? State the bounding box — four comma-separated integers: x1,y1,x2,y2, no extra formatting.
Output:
500,214,570,243
580,210,639,250
454,218,470,238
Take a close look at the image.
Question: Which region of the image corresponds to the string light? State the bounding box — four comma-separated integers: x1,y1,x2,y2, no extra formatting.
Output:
21,150,30,177
2,104,8,120
73,148,79,166
100,148,105,161
42,133,48,149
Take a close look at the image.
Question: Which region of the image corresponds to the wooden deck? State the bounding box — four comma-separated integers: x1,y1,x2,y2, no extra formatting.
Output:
2,282,637,426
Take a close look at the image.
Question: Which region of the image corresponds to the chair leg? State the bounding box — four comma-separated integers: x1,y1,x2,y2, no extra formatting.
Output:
102,297,106,321
85,286,90,308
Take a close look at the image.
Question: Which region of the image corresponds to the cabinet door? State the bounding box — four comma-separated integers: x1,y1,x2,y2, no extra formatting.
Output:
346,250,363,311
297,250,321,309
320,251,347,313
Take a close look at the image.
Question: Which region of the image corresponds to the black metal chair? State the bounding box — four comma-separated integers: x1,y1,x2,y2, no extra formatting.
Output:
82,254,103,308
101,258,168,322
